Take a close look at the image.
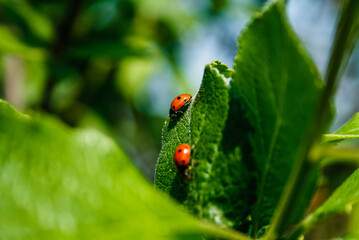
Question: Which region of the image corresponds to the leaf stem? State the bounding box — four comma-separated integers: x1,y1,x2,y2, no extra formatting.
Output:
265,0,359,238
316,0,359,134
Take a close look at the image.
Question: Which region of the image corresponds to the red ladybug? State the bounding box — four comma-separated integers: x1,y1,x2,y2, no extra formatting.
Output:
169,94,192,118
174,143,191,167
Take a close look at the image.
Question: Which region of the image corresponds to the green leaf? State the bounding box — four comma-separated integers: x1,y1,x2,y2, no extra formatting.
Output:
0,100,216,240
231,0,322,233
155,61,250,230
188,61,250,229
287,169,359,240
322,113,359,143
154,89,191,202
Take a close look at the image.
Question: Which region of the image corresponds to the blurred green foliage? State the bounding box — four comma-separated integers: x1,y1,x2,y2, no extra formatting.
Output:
0,0,262,180
0,99,227,240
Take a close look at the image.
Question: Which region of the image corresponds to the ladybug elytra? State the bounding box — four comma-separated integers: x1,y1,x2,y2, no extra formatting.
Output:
174,143,191,167
169,94,192,118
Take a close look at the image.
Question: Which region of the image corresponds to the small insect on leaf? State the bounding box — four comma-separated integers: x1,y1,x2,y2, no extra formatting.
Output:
169,94,192,120
174,143,191,167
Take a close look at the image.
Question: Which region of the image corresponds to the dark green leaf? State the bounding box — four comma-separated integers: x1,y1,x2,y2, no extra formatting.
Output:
231,0,322,233
0,100,207,240
322,113,359,143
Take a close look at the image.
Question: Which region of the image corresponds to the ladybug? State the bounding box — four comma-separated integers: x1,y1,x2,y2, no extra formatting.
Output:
174,143,191,168
169,94,192,118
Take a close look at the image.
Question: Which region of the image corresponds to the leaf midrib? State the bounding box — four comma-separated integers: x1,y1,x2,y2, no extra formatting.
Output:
324,133,359,138
252,59,288,235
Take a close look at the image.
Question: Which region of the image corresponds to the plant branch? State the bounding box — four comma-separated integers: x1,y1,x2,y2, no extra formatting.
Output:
310,145,359,167
265,0,359,239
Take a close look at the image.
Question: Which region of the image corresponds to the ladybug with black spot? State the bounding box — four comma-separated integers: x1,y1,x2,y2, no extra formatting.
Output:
169,94,192,119
174,143,193,179
174,143,191,167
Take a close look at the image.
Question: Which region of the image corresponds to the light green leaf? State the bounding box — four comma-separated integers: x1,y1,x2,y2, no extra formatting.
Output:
231,0,322,233
0,100,217,240
155,61,250,230
322,113,359,143
287,169,359,240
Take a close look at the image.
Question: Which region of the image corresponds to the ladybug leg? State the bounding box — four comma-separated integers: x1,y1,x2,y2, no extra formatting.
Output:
169,109,176,122
173,111,183,125
184,166,194,180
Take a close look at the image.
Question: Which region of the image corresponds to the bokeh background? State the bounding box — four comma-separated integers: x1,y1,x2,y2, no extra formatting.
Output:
0,0,358,183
